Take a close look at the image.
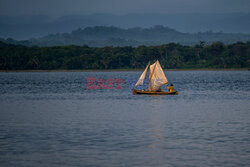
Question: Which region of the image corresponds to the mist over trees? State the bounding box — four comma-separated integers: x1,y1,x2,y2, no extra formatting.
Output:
0,41,249,70
1,25,249,47
0,13,250,40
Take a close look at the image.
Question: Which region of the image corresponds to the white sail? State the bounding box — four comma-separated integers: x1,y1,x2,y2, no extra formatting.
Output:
149,60,168,91
135,63,149,86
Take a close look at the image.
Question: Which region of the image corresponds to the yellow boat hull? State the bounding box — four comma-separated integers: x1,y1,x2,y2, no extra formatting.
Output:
133,89,178,95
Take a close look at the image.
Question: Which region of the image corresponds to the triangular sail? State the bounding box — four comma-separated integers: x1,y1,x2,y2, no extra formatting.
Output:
135,62,150,86
149,60,168,91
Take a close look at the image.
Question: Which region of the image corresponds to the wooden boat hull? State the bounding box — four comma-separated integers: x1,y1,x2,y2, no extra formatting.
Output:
133,89,178,95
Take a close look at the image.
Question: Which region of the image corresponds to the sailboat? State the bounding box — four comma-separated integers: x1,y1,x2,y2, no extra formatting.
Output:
133,60,178,95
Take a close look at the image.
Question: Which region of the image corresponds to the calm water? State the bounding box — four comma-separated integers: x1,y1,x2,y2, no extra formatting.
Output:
0,71,249,167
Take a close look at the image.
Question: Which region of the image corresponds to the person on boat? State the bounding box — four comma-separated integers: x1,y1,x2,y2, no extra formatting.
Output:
167,83,174,92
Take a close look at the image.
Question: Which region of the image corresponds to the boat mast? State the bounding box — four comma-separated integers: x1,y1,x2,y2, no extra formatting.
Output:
148,60,158,90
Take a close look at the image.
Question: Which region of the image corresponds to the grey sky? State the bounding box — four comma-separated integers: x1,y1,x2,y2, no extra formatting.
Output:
0,0,249,17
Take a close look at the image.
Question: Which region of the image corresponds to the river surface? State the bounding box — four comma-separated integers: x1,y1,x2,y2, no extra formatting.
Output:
0,71,249,167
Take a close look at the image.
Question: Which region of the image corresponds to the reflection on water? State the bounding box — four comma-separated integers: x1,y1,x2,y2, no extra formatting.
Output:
0,71,249,167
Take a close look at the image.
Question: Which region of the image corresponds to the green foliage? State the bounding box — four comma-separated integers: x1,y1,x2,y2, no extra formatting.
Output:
0,41,249,70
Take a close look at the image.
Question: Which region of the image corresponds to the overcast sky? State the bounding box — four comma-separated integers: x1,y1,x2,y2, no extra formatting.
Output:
0,0,249,17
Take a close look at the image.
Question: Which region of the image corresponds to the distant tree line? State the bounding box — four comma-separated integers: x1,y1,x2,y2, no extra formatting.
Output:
1,25,249,47
0,41,249,70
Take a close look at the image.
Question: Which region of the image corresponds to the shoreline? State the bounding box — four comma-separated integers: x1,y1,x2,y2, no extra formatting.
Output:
0,68,249,72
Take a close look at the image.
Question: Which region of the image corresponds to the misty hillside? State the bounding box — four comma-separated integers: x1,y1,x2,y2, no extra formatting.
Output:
0,13,250,40
1,25,249,47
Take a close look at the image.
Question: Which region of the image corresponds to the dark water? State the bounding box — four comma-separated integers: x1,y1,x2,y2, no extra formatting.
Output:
0,71,249,167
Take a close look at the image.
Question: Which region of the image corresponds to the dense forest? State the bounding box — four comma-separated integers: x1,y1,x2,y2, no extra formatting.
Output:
1,25,249,47
0,41,249,70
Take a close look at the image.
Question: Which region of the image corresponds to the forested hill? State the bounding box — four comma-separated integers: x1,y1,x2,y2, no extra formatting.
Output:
0,41,249,70
1,25,249,47
1,13,250,40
